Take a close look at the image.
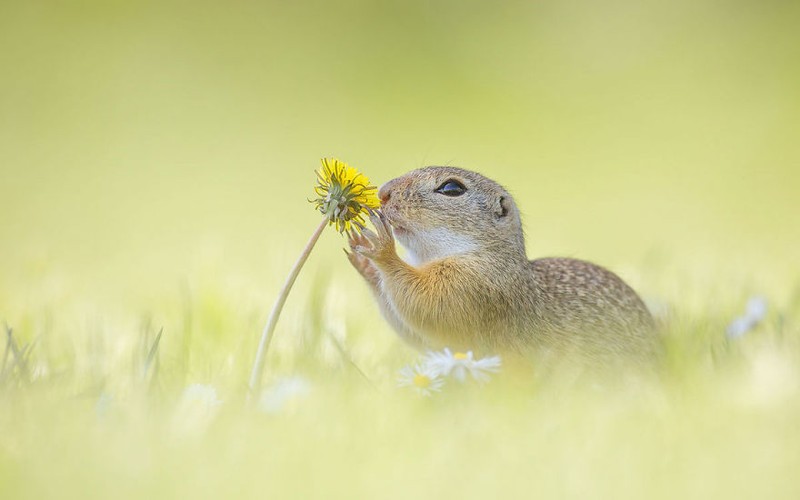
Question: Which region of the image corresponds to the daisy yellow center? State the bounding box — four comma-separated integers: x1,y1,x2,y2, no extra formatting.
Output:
454,352,469,360
413,374,432,388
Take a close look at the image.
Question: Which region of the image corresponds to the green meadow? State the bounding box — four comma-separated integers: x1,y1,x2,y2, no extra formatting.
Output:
1,0,799,498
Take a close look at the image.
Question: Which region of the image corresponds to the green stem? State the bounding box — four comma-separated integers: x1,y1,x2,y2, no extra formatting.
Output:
248,218,328,399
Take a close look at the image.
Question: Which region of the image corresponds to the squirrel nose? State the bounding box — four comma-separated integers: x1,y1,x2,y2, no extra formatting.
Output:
378,182,394,204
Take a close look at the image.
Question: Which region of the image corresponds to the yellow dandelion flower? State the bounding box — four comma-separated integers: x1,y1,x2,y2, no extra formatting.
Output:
312,158,380,233
248,157,381,396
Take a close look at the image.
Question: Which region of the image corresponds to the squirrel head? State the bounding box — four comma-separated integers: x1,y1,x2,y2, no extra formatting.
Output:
378,166,525,266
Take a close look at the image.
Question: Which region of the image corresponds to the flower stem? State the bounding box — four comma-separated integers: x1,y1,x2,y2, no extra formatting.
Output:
248,218,328,398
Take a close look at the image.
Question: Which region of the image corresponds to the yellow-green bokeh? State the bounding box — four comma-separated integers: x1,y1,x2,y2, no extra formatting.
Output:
2,0,798,302
1,1,800,498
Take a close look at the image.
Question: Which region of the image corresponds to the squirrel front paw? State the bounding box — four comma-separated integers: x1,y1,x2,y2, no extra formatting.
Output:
346,230,380,287
352,211,397,264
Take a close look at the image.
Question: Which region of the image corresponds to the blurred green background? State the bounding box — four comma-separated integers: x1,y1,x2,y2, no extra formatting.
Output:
1,0,799,312
2,2,800,499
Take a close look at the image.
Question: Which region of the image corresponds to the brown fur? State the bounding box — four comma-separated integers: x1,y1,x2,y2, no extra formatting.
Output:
347,167,656,363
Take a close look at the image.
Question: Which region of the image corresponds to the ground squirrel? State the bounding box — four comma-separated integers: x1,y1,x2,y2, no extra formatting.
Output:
346,167,656,362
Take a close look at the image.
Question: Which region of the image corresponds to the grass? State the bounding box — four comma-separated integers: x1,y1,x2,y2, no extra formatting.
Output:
1,267,799,500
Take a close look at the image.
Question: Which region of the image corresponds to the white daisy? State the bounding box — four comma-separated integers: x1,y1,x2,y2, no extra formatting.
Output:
397,363,444,396
424,348,502,383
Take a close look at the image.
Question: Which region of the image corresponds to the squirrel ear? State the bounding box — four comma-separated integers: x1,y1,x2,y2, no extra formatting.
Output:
494,196,511,218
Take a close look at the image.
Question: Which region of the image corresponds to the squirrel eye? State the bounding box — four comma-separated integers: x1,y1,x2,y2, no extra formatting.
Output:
435,179,467,197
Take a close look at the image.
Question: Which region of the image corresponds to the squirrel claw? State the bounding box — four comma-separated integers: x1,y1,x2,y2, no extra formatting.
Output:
348,228,369,249
352,244,379,261
354,211,395,263
368,212,392,240
345,246,380,286
358,227,379,243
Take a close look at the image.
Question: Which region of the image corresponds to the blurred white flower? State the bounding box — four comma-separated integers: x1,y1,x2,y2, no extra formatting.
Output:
745,296,768,321
94,392,114,419
259,376,312,414
644,296,670,322
726,317,754,339
726,296,768,339
180,383,222,410
172,384,222,436
397,363,444,396
423,348,501,383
